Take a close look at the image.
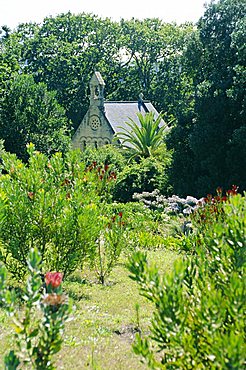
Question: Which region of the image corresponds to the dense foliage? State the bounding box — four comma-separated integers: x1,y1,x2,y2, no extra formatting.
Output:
0,145,127,281
0,0,244,195
0,74,71,161
128,192,246,369
0,4,245,364
167,0,245,196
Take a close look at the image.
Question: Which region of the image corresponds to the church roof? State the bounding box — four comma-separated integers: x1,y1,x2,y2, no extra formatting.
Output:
104,100,165,134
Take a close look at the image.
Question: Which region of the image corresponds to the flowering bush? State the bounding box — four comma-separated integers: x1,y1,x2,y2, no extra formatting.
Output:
85,160,117,201
128,193,246,369
192,185,238,231
0,248,72,369
0,145,102,278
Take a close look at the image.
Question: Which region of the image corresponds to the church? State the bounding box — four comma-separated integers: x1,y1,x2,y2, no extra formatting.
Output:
72,72,163,150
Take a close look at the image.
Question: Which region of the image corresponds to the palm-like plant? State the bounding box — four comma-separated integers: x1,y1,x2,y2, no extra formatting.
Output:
115,112,167,160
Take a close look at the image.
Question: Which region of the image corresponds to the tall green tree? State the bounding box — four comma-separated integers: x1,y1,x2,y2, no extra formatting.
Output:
0,26,20,97
0,74,71,160
168,0,245,196
1,14,196,133
11,13,121,128
190,0,245,195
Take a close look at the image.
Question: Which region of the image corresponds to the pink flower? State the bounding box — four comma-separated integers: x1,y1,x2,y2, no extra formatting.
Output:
45,272,63,288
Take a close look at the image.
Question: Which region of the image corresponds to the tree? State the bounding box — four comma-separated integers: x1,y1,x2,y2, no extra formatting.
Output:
167,0,245,196
9,13,121,129
0,74,71,160
189,0,245,195
0,26,20,97
116,112,168,161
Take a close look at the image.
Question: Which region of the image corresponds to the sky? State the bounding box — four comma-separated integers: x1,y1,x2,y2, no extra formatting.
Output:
0,0,209,30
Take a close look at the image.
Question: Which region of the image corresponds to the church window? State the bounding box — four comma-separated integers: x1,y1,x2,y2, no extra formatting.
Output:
89,115,100,130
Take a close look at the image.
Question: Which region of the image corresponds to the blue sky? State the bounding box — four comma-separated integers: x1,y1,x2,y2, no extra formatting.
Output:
0,0,209,29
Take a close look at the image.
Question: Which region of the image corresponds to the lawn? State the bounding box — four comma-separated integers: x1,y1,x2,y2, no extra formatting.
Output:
0,249,179,369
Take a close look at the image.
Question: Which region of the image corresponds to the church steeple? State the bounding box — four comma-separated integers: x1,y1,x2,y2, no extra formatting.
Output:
89,71,105,109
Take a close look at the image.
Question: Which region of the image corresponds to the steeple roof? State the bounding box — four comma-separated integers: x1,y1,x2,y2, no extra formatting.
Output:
90,71,105,87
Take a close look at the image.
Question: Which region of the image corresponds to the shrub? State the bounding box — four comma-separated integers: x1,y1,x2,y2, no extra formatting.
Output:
0,145,102,278
88,208,127,284
113,156,170,203
128,193,246,369
80,144,127,173
0,248,72,369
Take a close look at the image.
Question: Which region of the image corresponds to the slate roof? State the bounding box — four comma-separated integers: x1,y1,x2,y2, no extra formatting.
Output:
104,100,165,134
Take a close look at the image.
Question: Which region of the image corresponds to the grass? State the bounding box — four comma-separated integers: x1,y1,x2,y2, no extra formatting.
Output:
0,248,179,369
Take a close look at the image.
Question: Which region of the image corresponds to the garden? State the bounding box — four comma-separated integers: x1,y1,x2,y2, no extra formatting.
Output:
0,0,245,368
0,143,245,369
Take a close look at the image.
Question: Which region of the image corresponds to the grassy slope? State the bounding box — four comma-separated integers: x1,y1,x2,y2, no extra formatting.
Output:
0,249,178,369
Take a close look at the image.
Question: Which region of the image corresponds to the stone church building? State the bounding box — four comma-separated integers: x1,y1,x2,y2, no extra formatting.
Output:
72,72,163,150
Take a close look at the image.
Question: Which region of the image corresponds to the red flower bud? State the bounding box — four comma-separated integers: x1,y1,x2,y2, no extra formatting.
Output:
216,187,222,195
45,272,63,288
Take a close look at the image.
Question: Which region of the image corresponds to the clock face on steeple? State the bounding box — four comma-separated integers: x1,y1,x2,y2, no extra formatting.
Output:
89,115,101,130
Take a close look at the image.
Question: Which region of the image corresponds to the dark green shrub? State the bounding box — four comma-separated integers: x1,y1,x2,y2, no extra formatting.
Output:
113,156,171,202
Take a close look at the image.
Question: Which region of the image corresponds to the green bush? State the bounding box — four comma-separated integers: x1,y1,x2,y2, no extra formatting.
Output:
108,202,183,252
88,207,127,284
0,145,102,278
0,145,129,283
128,194,246,369
113,156,171,203
80,144,127,173
1,248,72,370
